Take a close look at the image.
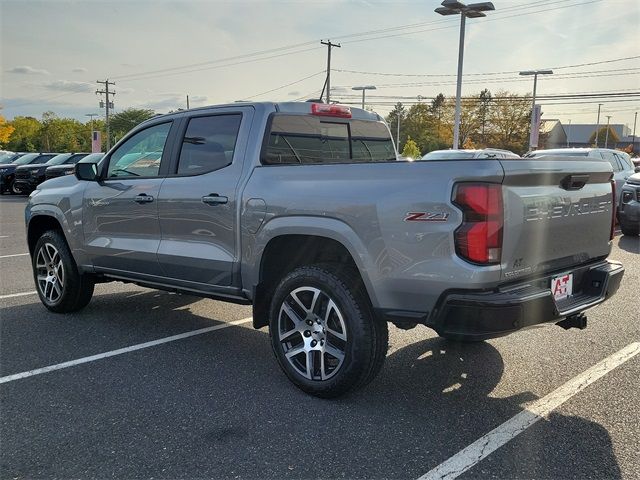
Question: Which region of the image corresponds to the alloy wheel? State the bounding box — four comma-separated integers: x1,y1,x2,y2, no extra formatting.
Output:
278,286,348,381
35,242,65,304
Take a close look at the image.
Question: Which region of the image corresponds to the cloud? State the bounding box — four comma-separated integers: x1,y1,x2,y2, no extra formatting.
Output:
288,91,301,96
43,80,94,93
117,87,135,95
72,67,87,73
189,95,207,104
7,65,50,75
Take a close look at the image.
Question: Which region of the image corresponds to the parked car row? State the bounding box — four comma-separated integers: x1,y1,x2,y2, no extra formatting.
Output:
0,152,103,195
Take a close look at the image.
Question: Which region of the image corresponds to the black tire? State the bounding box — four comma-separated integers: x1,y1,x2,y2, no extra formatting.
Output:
32,230,95,313
269,264,388,398
620,222,639,236
10,181,21,195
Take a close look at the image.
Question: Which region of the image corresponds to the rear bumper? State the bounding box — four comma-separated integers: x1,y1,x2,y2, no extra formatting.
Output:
429,259,624,341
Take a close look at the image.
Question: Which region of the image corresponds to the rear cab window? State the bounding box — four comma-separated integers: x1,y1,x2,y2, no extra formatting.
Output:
262,114,395,165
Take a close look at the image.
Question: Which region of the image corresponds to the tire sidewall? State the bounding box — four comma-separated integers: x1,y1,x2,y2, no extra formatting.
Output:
269,266,373,397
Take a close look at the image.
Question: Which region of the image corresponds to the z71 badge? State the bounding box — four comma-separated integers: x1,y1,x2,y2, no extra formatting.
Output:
404,212,449,222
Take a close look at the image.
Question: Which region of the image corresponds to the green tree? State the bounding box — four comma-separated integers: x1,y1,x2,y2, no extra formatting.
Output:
39,112,85,152
7,116,42,151
589,127,620,146
401,136,421,159
109,108,156,141
385,102,406,150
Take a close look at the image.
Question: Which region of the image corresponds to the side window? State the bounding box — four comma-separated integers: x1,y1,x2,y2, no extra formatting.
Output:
601,151,621,172
107,122,171,178
615,153,632,171
177,114,242,175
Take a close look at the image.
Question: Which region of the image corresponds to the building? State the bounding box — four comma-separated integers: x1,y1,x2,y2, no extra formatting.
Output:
539,119,567,149
564,123,631,149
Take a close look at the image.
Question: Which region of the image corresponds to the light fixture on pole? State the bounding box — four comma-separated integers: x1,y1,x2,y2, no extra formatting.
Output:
435,0,495,150
352,85,376,109
519,69,553,150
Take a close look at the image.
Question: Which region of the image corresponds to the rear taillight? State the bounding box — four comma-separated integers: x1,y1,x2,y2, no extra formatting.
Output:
610,179,616,241
310,103,352,118
453,183,503,265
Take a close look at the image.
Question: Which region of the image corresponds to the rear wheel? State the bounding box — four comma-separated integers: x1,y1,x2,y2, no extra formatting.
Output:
32,230,95,313
269,265,388,398
620,221,639,236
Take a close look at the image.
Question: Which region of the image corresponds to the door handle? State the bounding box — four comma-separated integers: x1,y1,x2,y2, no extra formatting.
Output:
202,194,228,205
134,193,154,203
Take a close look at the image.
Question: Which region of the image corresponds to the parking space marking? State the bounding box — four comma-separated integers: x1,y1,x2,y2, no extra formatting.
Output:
418,341,640,480
0,317,253,385
0,291,37,300
0,253,29,259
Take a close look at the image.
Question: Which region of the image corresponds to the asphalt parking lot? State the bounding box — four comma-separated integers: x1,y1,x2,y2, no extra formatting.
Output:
0,195,638,479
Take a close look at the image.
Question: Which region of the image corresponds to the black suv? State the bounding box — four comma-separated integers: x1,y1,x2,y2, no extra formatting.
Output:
14,153,88,194
45,153,102,181
0,153,57,194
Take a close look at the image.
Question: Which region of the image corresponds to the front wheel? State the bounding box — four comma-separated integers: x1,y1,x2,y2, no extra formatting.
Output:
269,265,388,398
32,230,95,313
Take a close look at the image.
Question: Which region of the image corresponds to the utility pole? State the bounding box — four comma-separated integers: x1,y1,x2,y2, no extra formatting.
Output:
605,115,611,148
96,79,116,150
186,95,190,109
595,103,602,147
632,111,637,155
321,40,340,104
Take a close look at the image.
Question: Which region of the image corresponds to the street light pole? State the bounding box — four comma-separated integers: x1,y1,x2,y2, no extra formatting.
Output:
434,0,495,150
519,69,553,150
595,103,603,147
85,113,98,149
351,85,376,110
605,115,611,148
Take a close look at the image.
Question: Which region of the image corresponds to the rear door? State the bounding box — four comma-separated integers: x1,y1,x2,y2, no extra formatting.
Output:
156,107,253,287
499,156,614,280
83,121,175,277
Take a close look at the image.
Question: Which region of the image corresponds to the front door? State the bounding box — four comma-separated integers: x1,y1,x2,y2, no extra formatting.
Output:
156,108,253,287
83,121,174,277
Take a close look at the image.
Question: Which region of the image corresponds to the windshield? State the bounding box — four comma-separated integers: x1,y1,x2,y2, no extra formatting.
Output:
13,153,39,165
527,150,589,158
0,152,16,163
79,153,104,163
45,153,73,166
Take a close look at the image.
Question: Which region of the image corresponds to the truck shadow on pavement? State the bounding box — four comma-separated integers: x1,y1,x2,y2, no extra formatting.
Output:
0,290,622,479
617,234,639,254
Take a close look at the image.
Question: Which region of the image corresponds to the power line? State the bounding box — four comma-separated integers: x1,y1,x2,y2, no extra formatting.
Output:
244,71,325,100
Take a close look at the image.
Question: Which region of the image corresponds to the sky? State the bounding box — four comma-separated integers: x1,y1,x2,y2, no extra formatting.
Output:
1,0,639,130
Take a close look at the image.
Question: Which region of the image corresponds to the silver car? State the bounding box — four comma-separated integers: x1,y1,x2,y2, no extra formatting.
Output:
525,148,636,207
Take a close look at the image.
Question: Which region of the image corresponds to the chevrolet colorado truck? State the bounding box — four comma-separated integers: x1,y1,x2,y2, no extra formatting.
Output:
25,102,624,397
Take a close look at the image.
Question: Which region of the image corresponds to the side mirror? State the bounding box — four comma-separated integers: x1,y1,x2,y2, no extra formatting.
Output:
75,161,99,181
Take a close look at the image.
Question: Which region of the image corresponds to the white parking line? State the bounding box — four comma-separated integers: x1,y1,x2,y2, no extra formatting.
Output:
0,291,37,300
0,253,29,259
0,317,253,385
419,341,640,480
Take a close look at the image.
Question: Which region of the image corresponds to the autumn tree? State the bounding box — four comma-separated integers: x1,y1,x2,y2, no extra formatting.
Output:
0,113,15,148
487,90,531,154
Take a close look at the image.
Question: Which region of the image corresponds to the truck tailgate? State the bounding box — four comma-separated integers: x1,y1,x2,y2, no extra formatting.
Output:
499,157,613,281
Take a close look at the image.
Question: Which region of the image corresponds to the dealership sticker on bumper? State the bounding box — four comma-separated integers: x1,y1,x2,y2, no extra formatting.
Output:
552,273,573,301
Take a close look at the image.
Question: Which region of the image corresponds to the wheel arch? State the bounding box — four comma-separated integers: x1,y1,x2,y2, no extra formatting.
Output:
247,218,379,329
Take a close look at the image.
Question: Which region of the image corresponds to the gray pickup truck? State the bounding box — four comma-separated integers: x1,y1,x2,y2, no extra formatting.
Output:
25,102,624,397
